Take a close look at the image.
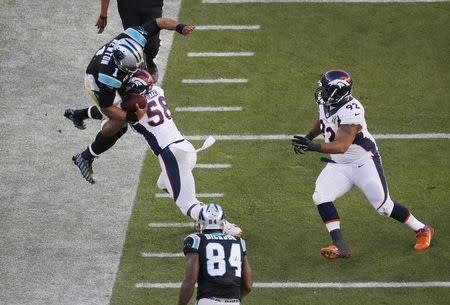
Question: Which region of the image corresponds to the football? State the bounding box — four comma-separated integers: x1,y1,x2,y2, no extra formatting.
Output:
120,94,147,112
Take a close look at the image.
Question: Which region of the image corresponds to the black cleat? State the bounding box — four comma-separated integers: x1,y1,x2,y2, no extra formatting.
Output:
64,109,86,130
72,153,95,184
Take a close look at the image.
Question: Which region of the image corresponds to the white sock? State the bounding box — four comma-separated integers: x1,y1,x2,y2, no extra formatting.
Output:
404,213,425,232
325,220,340,232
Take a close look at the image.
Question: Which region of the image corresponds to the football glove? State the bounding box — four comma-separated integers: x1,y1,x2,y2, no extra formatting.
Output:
292,135,321,154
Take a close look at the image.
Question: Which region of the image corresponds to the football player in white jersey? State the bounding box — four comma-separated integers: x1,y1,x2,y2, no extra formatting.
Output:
123,71,242,236
292,69,434,259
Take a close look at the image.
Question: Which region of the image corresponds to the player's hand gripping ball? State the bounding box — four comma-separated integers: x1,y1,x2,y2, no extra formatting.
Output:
121,93,147,112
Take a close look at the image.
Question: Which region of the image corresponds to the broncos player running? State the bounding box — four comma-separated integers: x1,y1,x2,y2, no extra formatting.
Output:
178,204,253,305
65,18,194,184
292,69,434,259
121,72,242,236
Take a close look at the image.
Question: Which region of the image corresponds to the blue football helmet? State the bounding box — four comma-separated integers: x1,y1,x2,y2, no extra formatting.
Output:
315,69,353,106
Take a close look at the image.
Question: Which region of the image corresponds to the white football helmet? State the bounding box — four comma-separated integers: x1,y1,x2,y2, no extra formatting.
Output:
198,203,226,231
112,38,144,73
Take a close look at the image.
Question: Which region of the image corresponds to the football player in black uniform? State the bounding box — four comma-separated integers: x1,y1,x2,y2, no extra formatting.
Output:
178,204,253,305
95,0,164,81
66,18,194,183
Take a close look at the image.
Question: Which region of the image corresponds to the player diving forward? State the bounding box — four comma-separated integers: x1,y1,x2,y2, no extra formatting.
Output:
292,69,434,259
122,71,243,237
178,204,253,305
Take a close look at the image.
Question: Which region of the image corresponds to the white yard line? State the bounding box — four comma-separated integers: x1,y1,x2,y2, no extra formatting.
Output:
203,0,447,3
185,133,450,141
149,222,194,228
195,163,232,168
175,106,242,112
188,52,255,57
182,78,248,84
141,252,184,258
136,281,450,289
195,25,260,30
155,193,224,198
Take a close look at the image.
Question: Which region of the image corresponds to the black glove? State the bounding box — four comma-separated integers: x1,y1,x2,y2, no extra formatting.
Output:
292,135,321,154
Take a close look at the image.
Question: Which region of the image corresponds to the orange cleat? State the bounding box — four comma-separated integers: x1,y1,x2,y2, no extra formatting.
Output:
414,225,434,251
320,245,352,259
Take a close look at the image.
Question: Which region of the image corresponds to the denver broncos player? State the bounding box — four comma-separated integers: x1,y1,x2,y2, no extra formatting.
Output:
123,73,242,236
65,18,194,184
292,69,434,259
178,204,253,305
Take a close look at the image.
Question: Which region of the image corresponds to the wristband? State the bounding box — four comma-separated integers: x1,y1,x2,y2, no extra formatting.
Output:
99,15,107,20
176,24,186,34
126,111,138,123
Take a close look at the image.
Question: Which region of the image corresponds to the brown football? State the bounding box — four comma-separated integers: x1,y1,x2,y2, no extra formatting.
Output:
120,94,147,112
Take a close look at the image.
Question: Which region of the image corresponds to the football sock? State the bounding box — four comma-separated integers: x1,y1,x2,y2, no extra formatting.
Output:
330,229,352,255
404,214,426,232
390,203,410,223
317,201,340,232
74,106,103,120
81,128,127,160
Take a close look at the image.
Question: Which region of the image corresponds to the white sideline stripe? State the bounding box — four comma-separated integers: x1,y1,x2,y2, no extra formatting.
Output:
141,252,184,258
188,52,255,57
149,222,194,228
182,79,248,84
196,163,232,168
185,133,450,141
155,193,224,198
203,0,448,3
176,106,242,112
136,281,450,289
195,25,260,30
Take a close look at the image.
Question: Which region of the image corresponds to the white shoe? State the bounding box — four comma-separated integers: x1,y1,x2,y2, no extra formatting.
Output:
223,220,242,237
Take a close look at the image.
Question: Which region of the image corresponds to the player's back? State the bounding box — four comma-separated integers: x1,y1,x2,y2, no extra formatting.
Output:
183,232,247,300
132,85,183,155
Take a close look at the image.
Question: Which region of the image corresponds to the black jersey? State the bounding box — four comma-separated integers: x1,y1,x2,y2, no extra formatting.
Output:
182,231,247,300
85,20,162,108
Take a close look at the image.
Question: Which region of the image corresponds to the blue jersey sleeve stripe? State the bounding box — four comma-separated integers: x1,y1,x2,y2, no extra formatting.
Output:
124,28,147,47
98,73,122,88
240,238,247,252
188,234,201,250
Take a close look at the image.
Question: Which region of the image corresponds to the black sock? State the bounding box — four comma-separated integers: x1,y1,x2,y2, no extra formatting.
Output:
81,127,127,160
74,106,103,120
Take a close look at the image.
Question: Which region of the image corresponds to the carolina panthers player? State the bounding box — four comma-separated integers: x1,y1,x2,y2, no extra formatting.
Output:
178,204,253,305
122,72,242,236
65,18,194,184
292,69,434,259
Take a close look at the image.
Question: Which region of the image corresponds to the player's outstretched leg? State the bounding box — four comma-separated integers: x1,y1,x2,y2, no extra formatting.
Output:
72,153,95,184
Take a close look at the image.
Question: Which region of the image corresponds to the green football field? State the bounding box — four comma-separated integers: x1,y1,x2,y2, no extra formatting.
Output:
110,1,450,305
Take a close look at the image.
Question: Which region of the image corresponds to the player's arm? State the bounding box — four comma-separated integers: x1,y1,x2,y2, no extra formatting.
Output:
240,255,253,298
98,85,147,123
319,124,361,154
177,252,199,305
141,18,195,36
292,124,361,154
95,0,110,33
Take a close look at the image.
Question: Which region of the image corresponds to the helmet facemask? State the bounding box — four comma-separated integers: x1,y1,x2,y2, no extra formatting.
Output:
315,70,353,106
